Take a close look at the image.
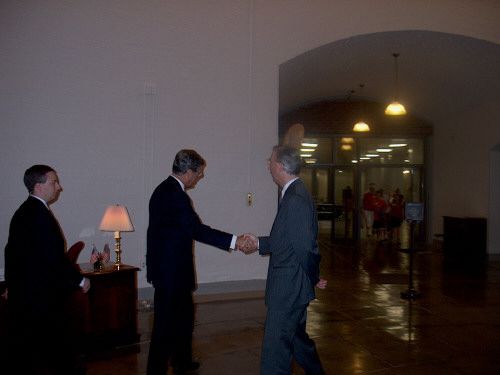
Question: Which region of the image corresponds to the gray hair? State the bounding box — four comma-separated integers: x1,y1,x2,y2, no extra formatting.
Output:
273,145,301,175
172,149,206,174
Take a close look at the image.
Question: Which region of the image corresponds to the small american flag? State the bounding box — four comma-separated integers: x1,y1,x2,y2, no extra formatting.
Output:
102,243,111,263
90,245,99,264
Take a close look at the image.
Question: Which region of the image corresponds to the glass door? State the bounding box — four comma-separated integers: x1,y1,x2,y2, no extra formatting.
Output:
300,167,333,236
297,135,426,245
359,166,423,244
332,168,355,243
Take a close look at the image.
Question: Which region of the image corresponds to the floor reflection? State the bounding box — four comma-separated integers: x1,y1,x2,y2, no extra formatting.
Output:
86,235,500,374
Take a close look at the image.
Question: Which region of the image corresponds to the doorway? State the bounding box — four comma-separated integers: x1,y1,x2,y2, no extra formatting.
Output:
359,166,424,244
299,136,426,244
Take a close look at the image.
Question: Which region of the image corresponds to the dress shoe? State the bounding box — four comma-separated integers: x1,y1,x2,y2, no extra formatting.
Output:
173,360,200,374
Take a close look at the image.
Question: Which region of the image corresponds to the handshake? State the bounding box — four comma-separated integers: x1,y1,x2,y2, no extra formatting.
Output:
235,233,258,254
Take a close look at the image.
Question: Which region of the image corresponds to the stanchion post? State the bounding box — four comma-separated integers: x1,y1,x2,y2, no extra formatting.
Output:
401,220,422,300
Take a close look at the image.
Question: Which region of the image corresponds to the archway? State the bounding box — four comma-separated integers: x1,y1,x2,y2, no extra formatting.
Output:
278,30,500,242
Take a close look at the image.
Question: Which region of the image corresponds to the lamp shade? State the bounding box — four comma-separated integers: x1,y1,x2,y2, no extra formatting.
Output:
385,53,407,116
352,84,370,132
341,144,352,151
352,121,370,132
99,205,134,232
340,137,355,144
385,101,407,115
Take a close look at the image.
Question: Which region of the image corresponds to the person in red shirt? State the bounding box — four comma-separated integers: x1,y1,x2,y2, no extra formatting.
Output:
362,183,377,237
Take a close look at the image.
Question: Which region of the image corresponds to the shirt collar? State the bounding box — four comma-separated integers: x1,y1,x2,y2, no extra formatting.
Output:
30,194,49,209
281,177,299,199
171,175,185,191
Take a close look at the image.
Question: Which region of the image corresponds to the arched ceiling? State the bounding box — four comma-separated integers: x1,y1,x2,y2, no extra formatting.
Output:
279,30,500,124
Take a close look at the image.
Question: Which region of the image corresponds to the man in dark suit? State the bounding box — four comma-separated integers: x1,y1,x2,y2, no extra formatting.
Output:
243,145,327,375
146,149,244,375
4,164,91,374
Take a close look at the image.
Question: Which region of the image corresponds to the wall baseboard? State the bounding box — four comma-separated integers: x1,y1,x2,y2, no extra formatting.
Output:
138,279,266,304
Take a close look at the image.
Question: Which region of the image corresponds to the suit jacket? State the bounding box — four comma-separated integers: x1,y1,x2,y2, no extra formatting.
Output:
4,196,83,316
259,179,321,310
146,176,232,293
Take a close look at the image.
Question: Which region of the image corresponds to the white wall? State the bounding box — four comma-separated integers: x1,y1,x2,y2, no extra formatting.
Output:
431,99,500,237
0,0,274,288
2,1,500,288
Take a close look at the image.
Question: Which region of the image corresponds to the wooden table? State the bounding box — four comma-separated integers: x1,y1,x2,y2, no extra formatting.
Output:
78,263,140,349
0,280,8,364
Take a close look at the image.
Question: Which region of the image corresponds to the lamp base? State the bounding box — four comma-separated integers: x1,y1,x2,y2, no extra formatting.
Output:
114,231,122,268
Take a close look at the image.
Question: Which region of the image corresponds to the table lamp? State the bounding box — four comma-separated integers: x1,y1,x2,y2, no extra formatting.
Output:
99,204,134,268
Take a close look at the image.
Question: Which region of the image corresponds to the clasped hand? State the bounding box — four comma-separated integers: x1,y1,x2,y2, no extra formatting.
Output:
236,233,258,254
234,235,327,289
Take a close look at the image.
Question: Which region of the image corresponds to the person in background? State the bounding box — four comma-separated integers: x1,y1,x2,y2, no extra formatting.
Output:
362,182,377,237
388,188,405,244
342,185,354,238
241,145,327,375
146,149,247,375
372,189,388,242
4,164,91,375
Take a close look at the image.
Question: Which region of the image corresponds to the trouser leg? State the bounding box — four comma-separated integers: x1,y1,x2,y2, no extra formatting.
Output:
260,307,297,375
171,291,195,367
293,309,325,375
147,288,172,375
260,305,324,375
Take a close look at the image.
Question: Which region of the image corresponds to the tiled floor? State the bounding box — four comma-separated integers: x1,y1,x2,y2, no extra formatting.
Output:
87,235,500,374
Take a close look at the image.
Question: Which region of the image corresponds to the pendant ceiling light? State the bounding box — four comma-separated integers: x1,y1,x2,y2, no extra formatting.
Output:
385,53,407,116
352,121,370,132
353,84,370,132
